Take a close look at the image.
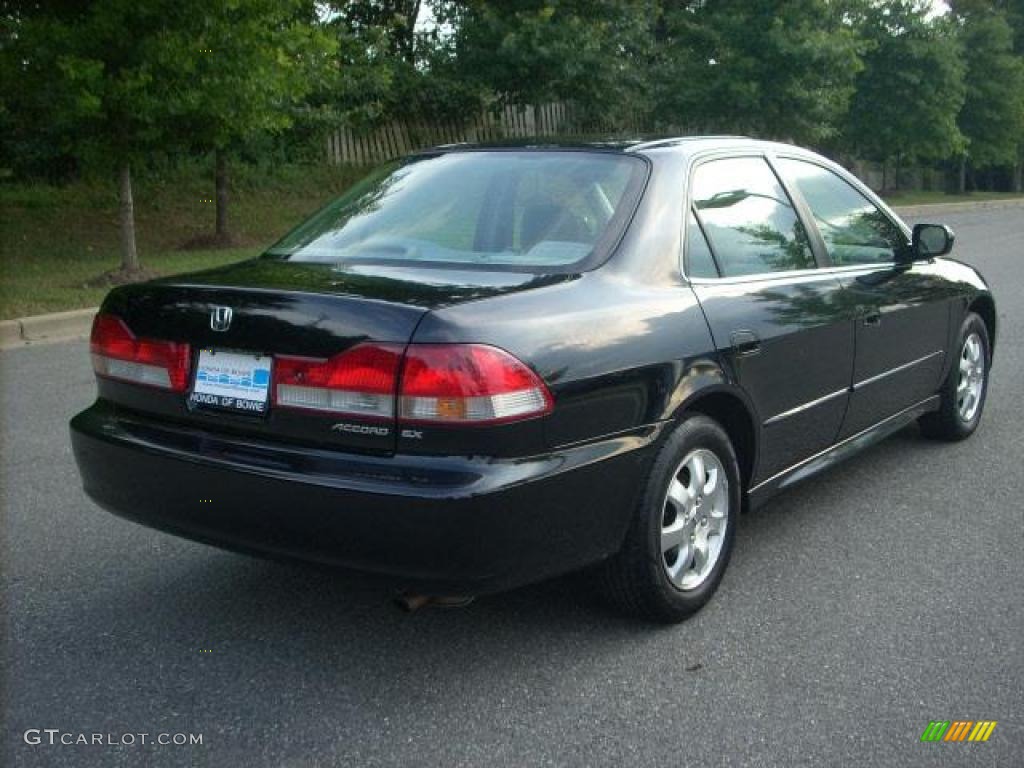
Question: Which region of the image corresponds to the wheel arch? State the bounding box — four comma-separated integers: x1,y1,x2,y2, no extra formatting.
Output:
674,387,758,494
968,293,996,359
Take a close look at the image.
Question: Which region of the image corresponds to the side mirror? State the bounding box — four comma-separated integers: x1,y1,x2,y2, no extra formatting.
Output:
911,223,955,259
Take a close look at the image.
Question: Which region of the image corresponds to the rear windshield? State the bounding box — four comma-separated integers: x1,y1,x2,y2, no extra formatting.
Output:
265,151,647,271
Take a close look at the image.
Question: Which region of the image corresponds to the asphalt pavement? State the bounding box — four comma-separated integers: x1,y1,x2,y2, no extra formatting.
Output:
2,208,1022,767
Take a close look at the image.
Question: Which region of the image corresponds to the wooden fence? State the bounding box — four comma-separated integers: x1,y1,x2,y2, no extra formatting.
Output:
326,102,591,165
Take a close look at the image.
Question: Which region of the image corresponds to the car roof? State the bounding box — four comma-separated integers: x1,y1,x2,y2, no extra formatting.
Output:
417,135,810,159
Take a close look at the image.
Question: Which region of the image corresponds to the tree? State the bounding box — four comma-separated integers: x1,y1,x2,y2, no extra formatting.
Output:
332,1,423,66
653,0,863,144
442,0,655,129
954,0,1024,51
1007,0,1024,190
323,0,480,127
2,1,336,271
1006,0,1024,190
844,1,966,190
954,0,1024,192
3,1,182,274
951,5,1024,191
153,1,337,244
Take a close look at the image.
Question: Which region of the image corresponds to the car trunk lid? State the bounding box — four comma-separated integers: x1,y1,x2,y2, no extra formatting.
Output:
94,259,569,455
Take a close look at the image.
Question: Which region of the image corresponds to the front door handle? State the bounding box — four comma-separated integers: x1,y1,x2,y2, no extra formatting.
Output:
730,329,761,356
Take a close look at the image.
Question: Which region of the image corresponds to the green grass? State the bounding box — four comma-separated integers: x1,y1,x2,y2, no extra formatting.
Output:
0,163,367,320
883,190,1024,207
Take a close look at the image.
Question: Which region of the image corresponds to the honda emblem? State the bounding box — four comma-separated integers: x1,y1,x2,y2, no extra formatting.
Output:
210,306,233,332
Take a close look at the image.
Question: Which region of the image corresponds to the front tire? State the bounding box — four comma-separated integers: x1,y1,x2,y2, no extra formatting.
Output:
919,312,990,441
601,415,740,623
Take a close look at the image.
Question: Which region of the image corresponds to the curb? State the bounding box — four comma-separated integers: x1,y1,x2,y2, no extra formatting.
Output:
891,197,1024,218
0,319,23,348
0,307,97,351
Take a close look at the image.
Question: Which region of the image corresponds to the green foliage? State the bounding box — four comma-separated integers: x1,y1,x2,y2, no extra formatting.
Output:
844,1,967,165
954,4,1024,168
2,2,170,174
4,0,1024,195
150,1,338,153
1007,0,1024,52
1,0,340,263
442,0,656,127
1,1,337,169
654,0,864,143
322,1,481,126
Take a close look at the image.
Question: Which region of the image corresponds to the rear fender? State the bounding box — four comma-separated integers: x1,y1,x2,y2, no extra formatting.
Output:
666,373,762,494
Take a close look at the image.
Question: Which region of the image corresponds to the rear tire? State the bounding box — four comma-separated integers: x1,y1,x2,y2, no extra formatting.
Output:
919,312,990,441
601,415,740,623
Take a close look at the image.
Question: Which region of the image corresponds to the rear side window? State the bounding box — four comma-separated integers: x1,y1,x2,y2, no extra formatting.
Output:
266,151,647,272
685,210,719,278
691,157,814,277
776,158,907,265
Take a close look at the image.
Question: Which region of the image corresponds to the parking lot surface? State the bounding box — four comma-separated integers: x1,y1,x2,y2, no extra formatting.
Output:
2,209,1021,767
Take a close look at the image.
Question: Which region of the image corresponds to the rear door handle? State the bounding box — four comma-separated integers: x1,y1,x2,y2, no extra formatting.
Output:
730,330,761,356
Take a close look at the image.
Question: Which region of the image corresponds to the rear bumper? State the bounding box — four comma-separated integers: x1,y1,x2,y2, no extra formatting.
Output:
70,402,659,593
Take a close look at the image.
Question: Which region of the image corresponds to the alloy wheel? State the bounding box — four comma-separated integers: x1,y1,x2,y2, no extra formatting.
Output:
660,448,730,591
957,332,985,422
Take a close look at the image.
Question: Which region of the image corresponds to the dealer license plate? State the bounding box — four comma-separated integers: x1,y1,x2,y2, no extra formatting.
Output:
189,349,271,414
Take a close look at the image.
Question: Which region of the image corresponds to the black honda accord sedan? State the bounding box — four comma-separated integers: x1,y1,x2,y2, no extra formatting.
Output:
70,137,995,622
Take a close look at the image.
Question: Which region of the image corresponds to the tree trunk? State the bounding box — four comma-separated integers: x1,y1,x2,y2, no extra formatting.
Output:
215,148,229,239
892,154,901,192
881,159,888,193
957,156,967,194
396,0,421,64
118,162,140,272
1013,162,1023,194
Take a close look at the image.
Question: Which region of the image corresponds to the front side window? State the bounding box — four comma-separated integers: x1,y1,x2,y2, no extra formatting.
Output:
266,151,647,271
776,158,906,265
691,157,815,277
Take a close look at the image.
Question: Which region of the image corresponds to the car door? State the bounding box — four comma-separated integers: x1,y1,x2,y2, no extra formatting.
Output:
774,157,954,438
686,154,855,483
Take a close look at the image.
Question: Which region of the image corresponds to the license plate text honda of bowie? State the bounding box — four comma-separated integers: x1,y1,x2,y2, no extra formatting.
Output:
71,138,996,622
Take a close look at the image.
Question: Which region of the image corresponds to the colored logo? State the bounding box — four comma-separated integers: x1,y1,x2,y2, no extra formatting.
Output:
920,720,997,742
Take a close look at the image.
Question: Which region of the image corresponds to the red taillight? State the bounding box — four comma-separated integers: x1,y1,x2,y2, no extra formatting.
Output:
274,343,403,418
90,314,190,391
272,343,553,426
399,344,553,425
